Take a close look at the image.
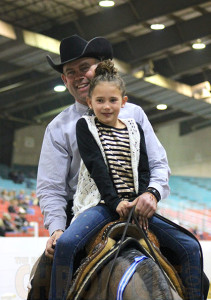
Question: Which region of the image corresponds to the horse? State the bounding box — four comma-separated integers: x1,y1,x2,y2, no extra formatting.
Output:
68,247,182,300
27,219,185,300
66,220,184,300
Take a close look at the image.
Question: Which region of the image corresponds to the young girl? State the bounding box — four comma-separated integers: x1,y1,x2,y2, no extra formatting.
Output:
49,60,204,300
73,60,151,223
49,60,150,300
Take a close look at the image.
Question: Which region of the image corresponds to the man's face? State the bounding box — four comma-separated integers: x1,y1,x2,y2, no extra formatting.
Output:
61,57,98,105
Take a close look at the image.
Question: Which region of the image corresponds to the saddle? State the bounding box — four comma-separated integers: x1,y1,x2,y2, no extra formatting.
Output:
67,220,185,300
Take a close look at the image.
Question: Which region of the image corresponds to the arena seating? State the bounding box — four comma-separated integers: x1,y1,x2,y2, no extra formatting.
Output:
0,177,48,237
157,175,211,240
1,174,210,239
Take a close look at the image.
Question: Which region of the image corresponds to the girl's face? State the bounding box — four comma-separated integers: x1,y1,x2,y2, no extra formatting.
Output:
87,82,127,127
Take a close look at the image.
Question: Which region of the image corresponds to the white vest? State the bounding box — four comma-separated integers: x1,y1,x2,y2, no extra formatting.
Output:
72,116,141,220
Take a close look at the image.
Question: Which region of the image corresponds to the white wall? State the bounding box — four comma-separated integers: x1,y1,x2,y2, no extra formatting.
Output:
156,122,211,177
0,238,210,300
0,237,48,300
12,125,46,167
12,121,211,177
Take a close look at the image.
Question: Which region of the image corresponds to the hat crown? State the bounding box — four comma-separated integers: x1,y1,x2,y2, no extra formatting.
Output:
47,34,113,73
60,35,87,63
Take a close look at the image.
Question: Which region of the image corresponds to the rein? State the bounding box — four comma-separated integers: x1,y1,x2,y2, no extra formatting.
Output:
132,211,176,292
104,207,135,295
104,207,176,299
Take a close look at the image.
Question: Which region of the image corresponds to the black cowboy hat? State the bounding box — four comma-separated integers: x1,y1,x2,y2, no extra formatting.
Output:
46,34,113,73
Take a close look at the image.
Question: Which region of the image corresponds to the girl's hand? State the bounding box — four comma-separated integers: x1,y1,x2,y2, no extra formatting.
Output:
116,200,137,218
116,201,131,218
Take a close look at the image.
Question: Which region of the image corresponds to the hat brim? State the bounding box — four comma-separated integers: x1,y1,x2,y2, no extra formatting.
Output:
47,37,113,73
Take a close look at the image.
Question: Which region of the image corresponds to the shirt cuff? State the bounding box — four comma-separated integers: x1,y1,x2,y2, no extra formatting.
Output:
148,182,170,201
48,220,66,236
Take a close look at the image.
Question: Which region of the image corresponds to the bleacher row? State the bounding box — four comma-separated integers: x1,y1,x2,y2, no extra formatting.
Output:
0,200,48,237
168,176,211,209
157,175,211,240
0,177,49,237
0,174,211,239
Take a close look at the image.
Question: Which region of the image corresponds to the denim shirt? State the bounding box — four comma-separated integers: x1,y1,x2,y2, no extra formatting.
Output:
37,101,170,235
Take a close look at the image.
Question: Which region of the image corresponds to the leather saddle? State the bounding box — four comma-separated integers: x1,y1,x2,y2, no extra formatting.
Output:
67,220,185,300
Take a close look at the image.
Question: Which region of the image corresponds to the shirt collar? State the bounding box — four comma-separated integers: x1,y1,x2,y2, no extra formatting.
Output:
75,101,88,115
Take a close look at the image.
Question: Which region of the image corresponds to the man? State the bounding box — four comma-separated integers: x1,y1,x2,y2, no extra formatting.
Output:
28,35,208,300
38,34,170,257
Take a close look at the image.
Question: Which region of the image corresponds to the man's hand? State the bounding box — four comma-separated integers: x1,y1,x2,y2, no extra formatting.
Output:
127,192,157,228
45,230,63,259
134,192,157,218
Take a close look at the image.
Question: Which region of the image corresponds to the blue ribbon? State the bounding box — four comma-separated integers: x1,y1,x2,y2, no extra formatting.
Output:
116,255,149,300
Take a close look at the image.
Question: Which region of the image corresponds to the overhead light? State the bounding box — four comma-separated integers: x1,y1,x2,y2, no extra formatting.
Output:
192,40,206,50
150,24,165,30
54,85,66,92
99,1,115,7
156,104,167,110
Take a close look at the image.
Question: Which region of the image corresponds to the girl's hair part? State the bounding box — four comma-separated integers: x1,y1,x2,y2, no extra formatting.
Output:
88,59,126,97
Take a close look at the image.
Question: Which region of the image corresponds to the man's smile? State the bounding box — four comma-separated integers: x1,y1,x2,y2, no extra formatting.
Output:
77,83,89,89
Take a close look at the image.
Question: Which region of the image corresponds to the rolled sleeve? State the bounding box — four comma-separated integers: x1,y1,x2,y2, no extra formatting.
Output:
37,126,71,235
